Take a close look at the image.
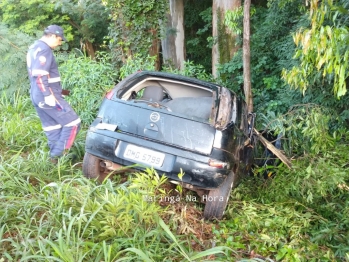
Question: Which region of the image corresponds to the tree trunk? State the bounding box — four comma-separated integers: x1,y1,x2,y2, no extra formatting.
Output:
212,0,241,77
149,29,161,70
84,40,96,60
161,0,186,71
68,19,96,60
243,0,253,112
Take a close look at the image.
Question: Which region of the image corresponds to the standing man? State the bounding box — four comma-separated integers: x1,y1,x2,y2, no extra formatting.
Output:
27,25,81,162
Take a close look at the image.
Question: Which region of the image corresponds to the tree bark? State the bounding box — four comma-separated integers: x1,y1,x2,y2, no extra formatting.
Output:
149,29,161,70
243,0,253,112
68,19,96,59
84,40,96,60
212,0,241,77
161,0,186,70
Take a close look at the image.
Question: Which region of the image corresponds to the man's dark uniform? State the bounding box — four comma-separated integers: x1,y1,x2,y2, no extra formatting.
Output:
27,26,81,158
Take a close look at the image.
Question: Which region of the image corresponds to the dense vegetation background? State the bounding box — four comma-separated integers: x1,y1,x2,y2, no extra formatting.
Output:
0,0,348,261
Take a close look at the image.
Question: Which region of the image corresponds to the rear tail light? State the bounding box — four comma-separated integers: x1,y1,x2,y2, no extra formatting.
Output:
105,89,115,100
208,159,229,169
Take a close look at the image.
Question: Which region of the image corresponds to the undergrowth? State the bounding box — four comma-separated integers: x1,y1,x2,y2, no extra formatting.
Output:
1,73,349,261
0,92,229,261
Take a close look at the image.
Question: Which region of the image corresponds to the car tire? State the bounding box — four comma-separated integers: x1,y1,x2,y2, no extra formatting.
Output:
82,152,105,179
203,171,237,220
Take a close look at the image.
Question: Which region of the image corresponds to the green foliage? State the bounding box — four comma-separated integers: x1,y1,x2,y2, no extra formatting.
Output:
0,161,161,260
0,130,230,261
220,0,349,130
53,0,110,47
217,199,341,260
225,6,256,35
0,0,65,34
118,54,157,80
0,92,44,152
0,0,110,53
59,52,118,125
2,64,349,262
283,0,349,98
106,0,168,66
0,24,34,95
218,0,306,116
184,0,213,72
224,6,244,35
2,1,349,261
218,135,349,261
259,104,336,156
158,218,231,261
163,60,215,83
238,142,349,260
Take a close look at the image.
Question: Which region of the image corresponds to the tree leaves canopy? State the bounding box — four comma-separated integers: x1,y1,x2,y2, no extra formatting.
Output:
0,0,110,52
0,23,34,94
105,0,168,66
0,0,67,35
283,0,349,98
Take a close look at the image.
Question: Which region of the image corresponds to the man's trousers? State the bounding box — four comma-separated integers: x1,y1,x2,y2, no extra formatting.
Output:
31,92,81,158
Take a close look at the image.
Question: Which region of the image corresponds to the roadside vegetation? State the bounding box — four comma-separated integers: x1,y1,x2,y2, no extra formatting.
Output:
1,0,349,261
1,52,348,261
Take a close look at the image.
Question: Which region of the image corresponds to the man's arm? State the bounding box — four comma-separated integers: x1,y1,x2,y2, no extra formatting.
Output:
30,48,54,97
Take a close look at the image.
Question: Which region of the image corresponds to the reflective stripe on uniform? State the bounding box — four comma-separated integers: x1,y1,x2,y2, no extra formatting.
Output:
64,118,81,127
48,77,61,83
36,76,46,92
43,124,62,131
65,125,78,149
32,69,49,76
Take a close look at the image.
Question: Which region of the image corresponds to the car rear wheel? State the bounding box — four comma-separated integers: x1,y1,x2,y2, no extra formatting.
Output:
82,152,106,180
203,171,237,220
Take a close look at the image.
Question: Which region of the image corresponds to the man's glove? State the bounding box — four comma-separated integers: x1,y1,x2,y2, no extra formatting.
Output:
44,94,56,106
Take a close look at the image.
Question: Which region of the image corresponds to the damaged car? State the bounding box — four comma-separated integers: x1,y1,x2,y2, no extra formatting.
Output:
82,70,255,220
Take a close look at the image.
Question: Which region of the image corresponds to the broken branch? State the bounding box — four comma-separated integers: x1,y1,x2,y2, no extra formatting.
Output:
253,128,292,169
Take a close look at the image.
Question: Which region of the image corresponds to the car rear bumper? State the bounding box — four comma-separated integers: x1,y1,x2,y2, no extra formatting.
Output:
85,130,230,189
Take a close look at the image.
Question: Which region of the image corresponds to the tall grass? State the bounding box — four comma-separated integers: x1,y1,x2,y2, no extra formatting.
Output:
59,52,118,126
0,157,230,261
0,92,231,261
1,57,349,261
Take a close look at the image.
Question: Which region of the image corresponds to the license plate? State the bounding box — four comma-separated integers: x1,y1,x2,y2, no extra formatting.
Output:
123,144,165,167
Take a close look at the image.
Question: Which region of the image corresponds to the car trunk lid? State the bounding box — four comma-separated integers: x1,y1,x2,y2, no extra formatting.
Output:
97,100,215,155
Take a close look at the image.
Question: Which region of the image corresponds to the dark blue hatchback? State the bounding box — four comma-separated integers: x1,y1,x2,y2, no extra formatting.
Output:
83,71,255,219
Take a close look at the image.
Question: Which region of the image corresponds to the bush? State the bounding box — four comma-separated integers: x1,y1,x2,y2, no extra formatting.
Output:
258,104,337,156
59,52,118,126
118,54,157,79
232,144,349,260
0,24,34,95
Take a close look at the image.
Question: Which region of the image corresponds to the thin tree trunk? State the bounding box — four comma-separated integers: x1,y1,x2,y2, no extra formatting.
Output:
161,0,185,70
243,0,253,112
149,29,160,70
85,40,95,60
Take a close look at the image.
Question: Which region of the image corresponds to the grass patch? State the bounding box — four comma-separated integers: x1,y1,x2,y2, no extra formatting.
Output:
1,91,349,261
